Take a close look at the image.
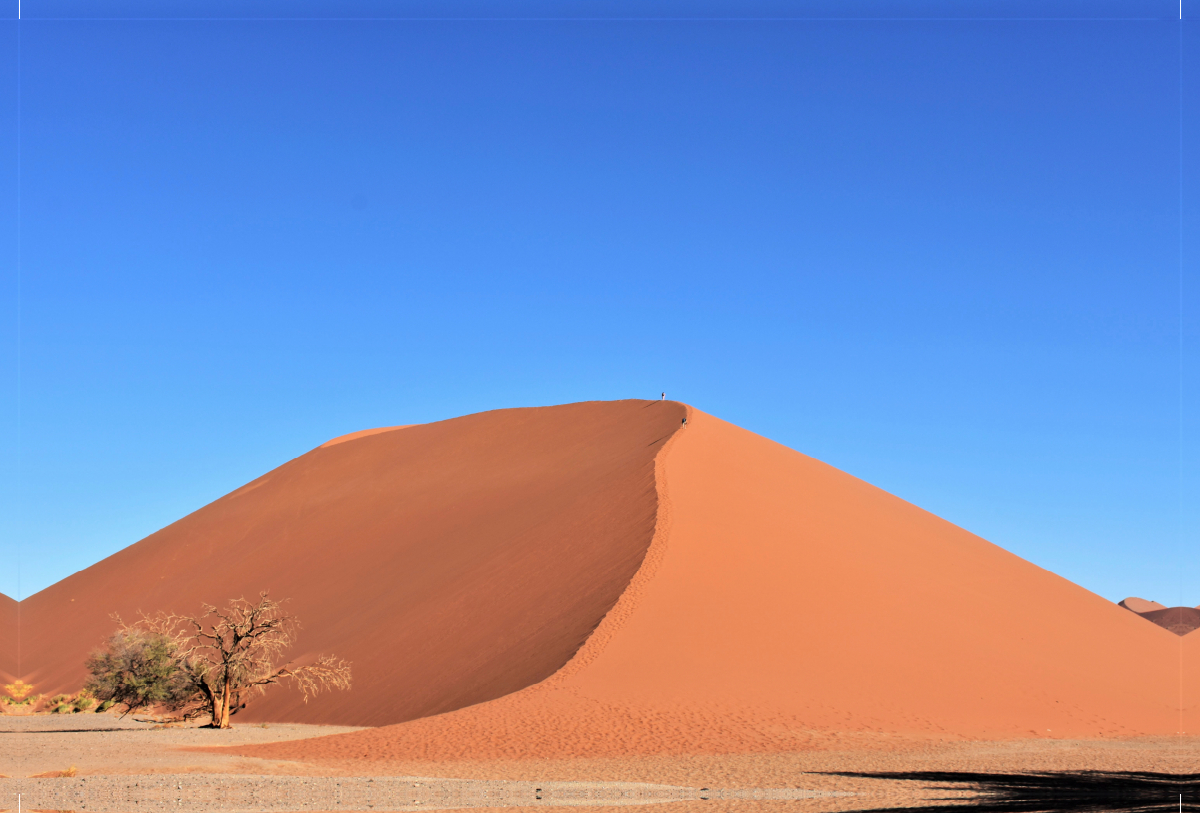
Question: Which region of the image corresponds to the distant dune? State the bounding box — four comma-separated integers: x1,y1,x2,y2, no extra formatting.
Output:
0,593,16,683
234,406,1198,764
1118,597,1167,613
1119,597,1200,635
1136,607,1200,636
16,400,686,726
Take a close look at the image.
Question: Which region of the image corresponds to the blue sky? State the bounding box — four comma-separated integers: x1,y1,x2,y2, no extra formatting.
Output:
1,0,1197,604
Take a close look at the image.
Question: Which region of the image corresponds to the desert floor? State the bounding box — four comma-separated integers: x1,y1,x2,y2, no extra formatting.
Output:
1,714,1197,813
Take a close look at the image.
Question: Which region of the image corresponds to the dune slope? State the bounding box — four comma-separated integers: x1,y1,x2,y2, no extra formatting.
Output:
237,406,1195,762
0,594,16,684
17,400,686,726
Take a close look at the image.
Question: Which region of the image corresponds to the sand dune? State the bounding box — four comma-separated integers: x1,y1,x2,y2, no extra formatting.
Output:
16,400,686,726
13,399,1197,761
0,593,16,684
1186,617,1200,683
1119,597,1167,613
1138,607,1200,636
1120,598,1200,635
235,406,1196,764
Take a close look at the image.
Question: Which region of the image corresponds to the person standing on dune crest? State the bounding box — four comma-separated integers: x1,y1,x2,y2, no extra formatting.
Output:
661,392,665,400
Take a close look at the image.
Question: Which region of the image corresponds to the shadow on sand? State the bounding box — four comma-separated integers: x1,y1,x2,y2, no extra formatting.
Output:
833,771,1200,813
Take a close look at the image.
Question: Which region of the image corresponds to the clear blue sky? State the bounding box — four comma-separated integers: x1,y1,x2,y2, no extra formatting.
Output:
1,0,1197,604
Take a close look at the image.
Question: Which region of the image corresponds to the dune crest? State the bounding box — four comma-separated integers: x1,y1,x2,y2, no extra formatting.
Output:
236,406,1197,764
319,425,413,448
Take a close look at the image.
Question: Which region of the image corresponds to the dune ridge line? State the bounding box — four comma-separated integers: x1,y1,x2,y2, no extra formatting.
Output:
544,405,692,688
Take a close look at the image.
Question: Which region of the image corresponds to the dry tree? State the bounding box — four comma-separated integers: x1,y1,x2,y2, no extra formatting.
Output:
88,593,351,728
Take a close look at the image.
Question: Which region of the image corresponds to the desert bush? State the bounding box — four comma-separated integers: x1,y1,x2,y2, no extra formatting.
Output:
40,692,95,714
96,699,115,712
84,628,194,717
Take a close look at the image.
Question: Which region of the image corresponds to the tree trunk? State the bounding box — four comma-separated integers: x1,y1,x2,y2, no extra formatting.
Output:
213,684,232,729
198,682,218,728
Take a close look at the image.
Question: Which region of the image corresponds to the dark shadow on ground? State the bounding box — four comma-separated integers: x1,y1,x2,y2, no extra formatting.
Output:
13,733,131,738
829,771,1200,813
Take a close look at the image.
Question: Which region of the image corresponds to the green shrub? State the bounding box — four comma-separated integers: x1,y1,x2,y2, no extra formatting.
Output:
85,629,191,717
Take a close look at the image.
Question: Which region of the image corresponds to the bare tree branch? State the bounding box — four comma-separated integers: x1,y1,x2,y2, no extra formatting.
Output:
88,592,352,728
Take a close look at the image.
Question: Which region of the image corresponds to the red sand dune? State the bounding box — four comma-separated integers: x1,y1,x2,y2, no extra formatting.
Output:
0,593,16,683
237,406,1199,764
1119,597,1167,613
15,400,686,725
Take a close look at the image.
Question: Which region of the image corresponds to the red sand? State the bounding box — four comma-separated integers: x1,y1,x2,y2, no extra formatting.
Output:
233,406,1198,765
0,593,16,683
15,400,686,726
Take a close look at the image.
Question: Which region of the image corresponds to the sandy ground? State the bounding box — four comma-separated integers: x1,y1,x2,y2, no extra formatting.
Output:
247,733,1200,789
0,774,849,813
0,714,857,812
0,713,366,777
1,715,1195,812
0,715,857,812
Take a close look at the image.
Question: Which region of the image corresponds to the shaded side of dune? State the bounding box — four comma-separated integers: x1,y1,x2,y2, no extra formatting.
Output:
18,399,686,726
232,406,1191,763
1119,598,1200,635
1136,607,1200,636
0,593,16,683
